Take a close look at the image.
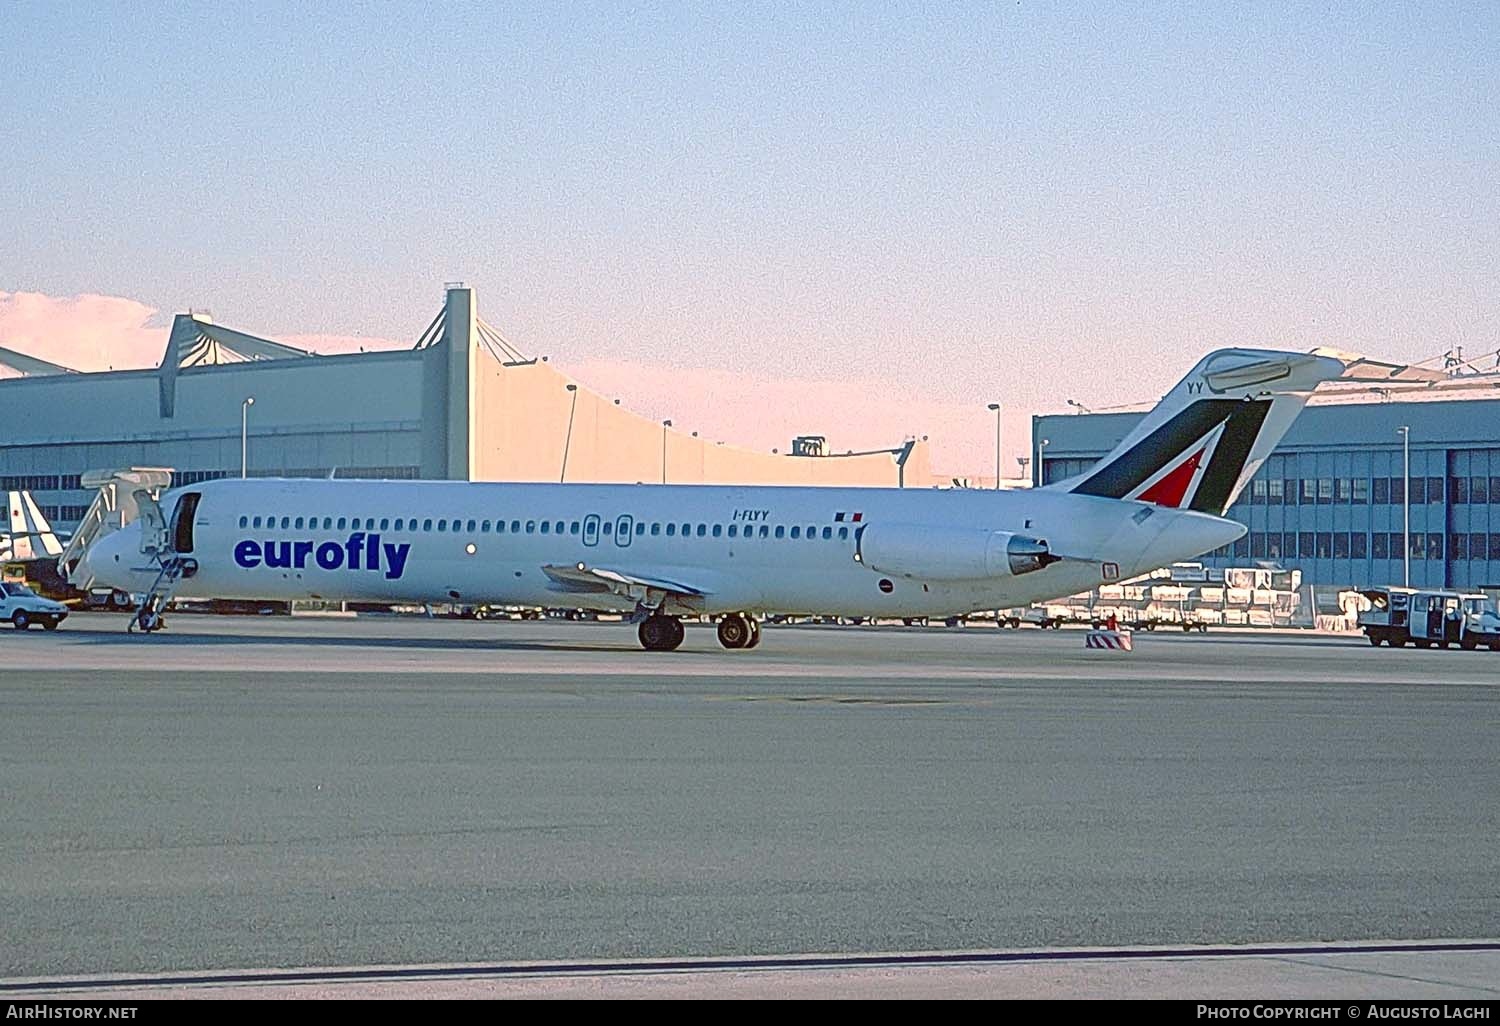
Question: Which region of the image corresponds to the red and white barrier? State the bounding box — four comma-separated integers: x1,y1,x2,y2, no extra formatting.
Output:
1085,629,1133,652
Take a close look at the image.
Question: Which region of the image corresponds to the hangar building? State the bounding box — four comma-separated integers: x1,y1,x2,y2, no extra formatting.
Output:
0,285,931,528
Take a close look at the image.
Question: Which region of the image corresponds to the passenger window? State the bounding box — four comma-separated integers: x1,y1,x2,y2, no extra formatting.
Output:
294,517,304,529
252,516,262,528
468,519,477,532
791,526,801,539
775,526,785,539
337,517,347,530
395,519,404,531
541,521,550,534
481,520,490,533
603,521,612,535
239,516,248,528
423,518,433,531
838,527,848,540
381,518,390,531
511,520,520,533
555,520,564,534
807,526,816,540
635,522,645,536
495,520,505,533
666,523,677,537
525,521,535,534
759,525,769,538
570,521,580,535
438,519,447,532
323,517,333,530
728,525,737,538
280,516,290,529
651,523,661,536
822,527,832,540
712,524,723,538
696,524,706,537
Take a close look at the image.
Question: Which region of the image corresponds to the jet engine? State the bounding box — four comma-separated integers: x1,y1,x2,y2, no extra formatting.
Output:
856,523,1059,580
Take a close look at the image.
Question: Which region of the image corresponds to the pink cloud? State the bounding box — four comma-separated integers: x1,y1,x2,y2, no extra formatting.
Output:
564,359,1032,480
0,291,164,373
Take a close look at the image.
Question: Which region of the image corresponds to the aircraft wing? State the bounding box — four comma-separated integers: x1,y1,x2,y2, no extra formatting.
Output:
541,562,710,601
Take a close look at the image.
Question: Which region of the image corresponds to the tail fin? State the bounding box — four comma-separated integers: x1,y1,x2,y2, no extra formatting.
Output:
3,490,64,561
1053,349,1345,516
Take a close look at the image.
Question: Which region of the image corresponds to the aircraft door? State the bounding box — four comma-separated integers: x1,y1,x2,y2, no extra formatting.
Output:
583,514,600,547
615,514,633,547
168,492,201,554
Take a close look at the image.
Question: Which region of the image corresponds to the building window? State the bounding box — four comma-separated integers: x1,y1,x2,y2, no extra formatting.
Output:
1373,477,1390,504
1284,479,1299,506
1408,477,1425,504
1267,479,1284,505
1427,477,1443,504
1334,478,1350,503
1316,532,1332,558
1301,480,1317,505
1389,477,1405,504
1351,532,1367,559
1251,479,1267,505
1233,535,1249,558
1427,533,1443,560
1452,534,1468,560
1391,533,1405,559
1472,476,1489,505
1409,533,1424,559
1373,532,1388,559
1317,479,1333,505
1450,477,1468,505
1491,534,1500,561
1334,533,1350,559
1491,478,1500,505
1473,533,1487,561
1250,533,1266,558
1284,532,1297,559
1352,477,1368,504
1299,532,1315,559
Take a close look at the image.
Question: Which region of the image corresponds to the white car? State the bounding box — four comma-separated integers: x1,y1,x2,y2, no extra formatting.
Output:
0,581,69,630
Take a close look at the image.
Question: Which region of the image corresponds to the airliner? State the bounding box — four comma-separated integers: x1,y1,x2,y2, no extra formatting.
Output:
76,348,1344,651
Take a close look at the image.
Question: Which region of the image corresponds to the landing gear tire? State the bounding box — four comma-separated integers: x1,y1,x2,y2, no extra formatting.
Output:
1460,637,1477,651
12,611,31,630
1368,633,1383,646
717,613,753,650
745,618,762,649
638,614,684,652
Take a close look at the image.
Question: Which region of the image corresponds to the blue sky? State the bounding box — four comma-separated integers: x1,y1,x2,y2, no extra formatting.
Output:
2,2,1496,471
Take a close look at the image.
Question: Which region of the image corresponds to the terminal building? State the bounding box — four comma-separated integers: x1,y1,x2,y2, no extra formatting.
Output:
1035,356,1500,593
0,285,931,529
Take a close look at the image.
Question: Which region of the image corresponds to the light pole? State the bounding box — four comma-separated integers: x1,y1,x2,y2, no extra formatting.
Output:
987,403,1002,488
560,384,578,483
661,419,672,484
240,397,255,478
1397,425,1410,587
1035,437,1050,487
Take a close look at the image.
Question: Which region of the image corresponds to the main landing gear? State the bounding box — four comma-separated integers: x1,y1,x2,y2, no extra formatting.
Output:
636,612,762,651
716,613,761,650
638,614,686,652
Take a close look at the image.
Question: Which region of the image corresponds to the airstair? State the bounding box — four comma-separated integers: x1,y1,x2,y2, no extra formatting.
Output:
57,468,174,589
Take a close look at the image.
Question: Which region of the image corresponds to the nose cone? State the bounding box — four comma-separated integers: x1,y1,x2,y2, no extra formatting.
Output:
79,523,142,591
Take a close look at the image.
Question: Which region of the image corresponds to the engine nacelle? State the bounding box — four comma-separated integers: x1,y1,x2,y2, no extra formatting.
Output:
857,523,1058,580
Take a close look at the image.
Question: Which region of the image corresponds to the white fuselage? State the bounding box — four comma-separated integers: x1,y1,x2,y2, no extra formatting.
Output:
82,478,1244,617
